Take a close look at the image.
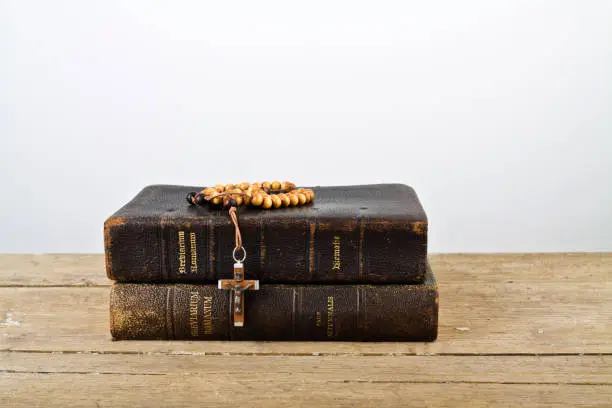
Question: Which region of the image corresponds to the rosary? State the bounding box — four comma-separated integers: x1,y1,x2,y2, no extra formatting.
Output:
186,181,315,327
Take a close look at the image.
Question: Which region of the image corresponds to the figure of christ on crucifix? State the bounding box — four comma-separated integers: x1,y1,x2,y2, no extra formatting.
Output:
218,261,259,327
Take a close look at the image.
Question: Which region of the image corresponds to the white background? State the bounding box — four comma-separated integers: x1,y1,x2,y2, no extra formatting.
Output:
1,1,611,253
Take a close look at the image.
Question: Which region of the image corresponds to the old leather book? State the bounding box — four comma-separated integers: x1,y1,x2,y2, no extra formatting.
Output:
105,184,428,284
110,264,438,341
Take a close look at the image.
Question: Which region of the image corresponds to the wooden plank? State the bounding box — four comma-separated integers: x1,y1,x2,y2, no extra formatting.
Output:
2,281,610,354
2,352,611,384
0,254,107,286
1,253,610,287
431,252,612,283
1,373,610,408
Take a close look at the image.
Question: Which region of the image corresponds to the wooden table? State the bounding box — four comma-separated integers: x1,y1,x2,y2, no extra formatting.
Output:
1,253,610,407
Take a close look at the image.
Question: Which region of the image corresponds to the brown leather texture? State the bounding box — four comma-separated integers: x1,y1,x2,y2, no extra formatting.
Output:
105,184,428,284
110,264,438,341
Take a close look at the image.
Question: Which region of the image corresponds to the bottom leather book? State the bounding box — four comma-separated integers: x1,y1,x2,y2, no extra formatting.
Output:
110,266,438,341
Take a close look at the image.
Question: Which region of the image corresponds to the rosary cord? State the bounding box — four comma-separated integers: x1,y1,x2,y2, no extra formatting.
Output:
228,206,242,250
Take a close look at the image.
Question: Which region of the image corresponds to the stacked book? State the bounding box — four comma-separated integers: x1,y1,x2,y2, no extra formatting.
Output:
105,184,438,341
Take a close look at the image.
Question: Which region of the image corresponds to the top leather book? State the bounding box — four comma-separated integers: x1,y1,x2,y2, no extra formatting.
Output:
104,184,428,283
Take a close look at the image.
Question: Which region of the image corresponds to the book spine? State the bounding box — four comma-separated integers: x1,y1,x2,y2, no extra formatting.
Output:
104,214,427,284
109,283,438,341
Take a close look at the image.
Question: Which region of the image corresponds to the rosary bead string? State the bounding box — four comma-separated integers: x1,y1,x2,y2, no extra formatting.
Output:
186,181,315,210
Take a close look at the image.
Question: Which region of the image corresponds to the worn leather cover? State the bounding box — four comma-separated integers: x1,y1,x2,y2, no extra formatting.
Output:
110,264,438,341
105,184,428,284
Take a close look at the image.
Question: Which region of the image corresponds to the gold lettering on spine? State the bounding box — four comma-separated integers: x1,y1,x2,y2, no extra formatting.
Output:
189,291,200,337
326,296,335,337
331,236,341,271
189,232,198,274
178,231,186,274
202,296,213,335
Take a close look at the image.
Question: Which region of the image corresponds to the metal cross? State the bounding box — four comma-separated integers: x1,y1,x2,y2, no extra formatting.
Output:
218,261,259,327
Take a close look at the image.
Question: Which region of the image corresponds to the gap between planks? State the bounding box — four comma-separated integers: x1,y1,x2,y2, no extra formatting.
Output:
0,372,609,386
2,349,612,357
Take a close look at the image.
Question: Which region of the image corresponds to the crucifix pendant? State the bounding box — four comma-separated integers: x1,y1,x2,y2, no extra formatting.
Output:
218,261,259,327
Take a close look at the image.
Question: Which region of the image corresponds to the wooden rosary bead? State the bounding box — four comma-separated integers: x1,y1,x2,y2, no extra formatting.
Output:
280,181,294,191
222,196,231,208
201,187,215,196
270,194,282,208
297,193,307,205
195,193,207,206
211,196,222,206
251,193,263,207
305,190,314,202
186,192,196,204
278,193,290,207
262,196,273,209
288,193,299,206
271,181,281,190
239,182,250,190
214,184,225,192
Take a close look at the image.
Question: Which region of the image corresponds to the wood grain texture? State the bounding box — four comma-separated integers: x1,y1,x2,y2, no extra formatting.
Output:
0,254,105,286
2,353,611,384
0,253,611,407
2,374,611,408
